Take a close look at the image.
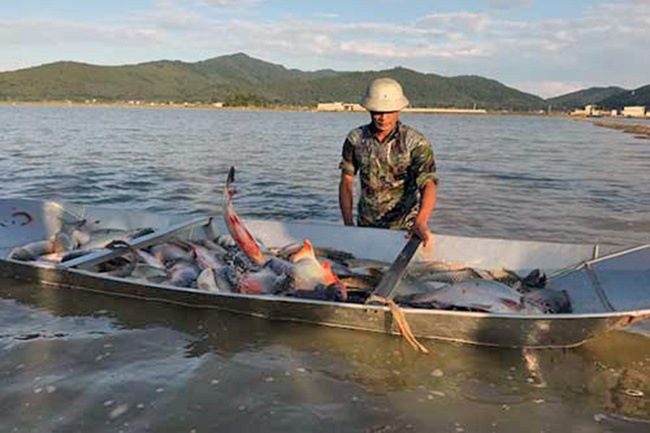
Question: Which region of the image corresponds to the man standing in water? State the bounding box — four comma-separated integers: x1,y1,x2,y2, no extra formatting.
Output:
338,78,438,245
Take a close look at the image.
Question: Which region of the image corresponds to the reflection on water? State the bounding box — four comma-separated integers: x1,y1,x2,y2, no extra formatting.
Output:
1,279,648,432
1,106,650,248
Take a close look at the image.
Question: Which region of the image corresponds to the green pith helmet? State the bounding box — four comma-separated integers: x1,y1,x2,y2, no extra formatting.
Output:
360,78,410,112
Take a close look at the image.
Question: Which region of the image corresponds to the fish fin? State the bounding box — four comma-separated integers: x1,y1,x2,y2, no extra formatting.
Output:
292,239,316,263
321,261,336,285
500,298,524,311
321,260,348,300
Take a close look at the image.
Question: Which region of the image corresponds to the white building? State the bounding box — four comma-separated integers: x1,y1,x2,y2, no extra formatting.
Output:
622,106,647,118
316,102,364,112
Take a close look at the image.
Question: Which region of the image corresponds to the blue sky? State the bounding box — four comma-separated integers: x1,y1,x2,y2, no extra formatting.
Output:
1,0,648,97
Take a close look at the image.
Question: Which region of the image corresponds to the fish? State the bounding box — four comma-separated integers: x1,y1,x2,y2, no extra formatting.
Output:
313,246,356,263
197,268,220,291
38,249,95,263
197,238,229,259
270,242,356,264
397,279,545,314
519,269,547,292
337,274,379,292
523,288,571,313
149,243,192,265
263,240,348,299
264,256,296,276
222,167,266,266
236,268,290,295
213,266,236,292
168,261,200,287
291,239,331,291
129,263,168,282
269,241,302,261
134,249,166,270
188,242,226,271
9,232,74,261
290,240,347,299
416,268,489,285
406,261,467,278
320,261,348,300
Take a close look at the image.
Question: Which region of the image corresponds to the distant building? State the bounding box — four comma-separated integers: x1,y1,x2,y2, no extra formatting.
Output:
622,106,647,118
570,104,604,117
317,102,345,111
316,102,364,112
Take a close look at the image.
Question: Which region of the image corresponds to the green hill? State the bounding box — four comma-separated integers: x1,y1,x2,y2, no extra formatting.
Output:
0,53,547,110
546,86,627,111
599,85,650,109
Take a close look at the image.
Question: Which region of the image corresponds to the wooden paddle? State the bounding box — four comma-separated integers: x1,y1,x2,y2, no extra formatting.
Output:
366,235,422,304
365,235,429,353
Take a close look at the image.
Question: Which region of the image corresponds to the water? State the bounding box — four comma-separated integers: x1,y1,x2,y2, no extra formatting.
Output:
1,105,649,432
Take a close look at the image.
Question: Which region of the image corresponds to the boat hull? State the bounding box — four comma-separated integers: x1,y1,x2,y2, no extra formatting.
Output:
2,198,649,349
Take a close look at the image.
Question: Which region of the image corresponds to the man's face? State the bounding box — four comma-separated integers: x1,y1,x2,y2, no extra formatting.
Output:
370,111,400,134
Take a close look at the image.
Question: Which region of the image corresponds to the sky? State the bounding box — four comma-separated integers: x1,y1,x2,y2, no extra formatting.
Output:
1,0,648,98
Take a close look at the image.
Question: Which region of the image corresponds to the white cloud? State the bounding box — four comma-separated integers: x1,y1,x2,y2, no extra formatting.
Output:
514,81,587,99
1,0,649,96
416,12,491,32
488,0,534,10
313,13,340,19
202,0,260,6
0,19,166,46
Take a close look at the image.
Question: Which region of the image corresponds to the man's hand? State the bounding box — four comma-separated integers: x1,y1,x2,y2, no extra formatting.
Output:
410,217,431,245
409,180,436,245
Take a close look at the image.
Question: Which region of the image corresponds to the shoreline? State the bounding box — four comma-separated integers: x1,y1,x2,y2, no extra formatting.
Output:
0,100,568,116
592,120,650,138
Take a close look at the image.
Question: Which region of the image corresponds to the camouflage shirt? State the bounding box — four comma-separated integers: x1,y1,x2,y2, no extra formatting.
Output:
339,121,438,229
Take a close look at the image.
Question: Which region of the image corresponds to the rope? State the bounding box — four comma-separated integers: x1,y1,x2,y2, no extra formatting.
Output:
368,295,430,354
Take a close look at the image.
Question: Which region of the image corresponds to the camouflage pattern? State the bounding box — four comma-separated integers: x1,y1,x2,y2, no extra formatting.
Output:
339,121,438,229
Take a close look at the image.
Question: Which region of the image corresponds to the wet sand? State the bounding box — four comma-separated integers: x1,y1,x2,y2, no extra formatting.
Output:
592,120,650,139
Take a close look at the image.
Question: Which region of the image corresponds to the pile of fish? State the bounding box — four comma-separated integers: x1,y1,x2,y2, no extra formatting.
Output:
6,167,571,314
398,263,572,314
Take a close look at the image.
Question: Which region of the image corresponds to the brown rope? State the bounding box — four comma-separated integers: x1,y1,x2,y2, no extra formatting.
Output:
369,295,430,354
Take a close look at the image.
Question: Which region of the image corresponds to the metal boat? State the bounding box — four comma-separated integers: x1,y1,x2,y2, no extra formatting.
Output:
1,198,649,349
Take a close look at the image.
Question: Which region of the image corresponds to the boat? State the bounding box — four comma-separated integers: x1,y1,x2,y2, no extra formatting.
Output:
1,198,649,349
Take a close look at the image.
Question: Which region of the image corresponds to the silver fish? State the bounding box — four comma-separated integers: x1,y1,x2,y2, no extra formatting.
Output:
398,279,545,314
189,243,225,271
417,268,487,285
9,232,74,261
149,243,192,265
197,268,220,291
168,261,200,287
406,261,467,278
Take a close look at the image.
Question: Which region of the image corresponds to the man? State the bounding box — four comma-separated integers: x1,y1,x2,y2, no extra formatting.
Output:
338,77,438,245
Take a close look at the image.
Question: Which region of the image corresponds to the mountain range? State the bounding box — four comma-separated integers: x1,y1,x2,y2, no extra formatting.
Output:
0,53,648,111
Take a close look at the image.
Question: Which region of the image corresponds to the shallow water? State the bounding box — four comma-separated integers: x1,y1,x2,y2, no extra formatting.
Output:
1,105,649,431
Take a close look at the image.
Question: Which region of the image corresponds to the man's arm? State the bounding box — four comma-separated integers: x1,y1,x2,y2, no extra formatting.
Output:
339,172,355,226
412,179,437,244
